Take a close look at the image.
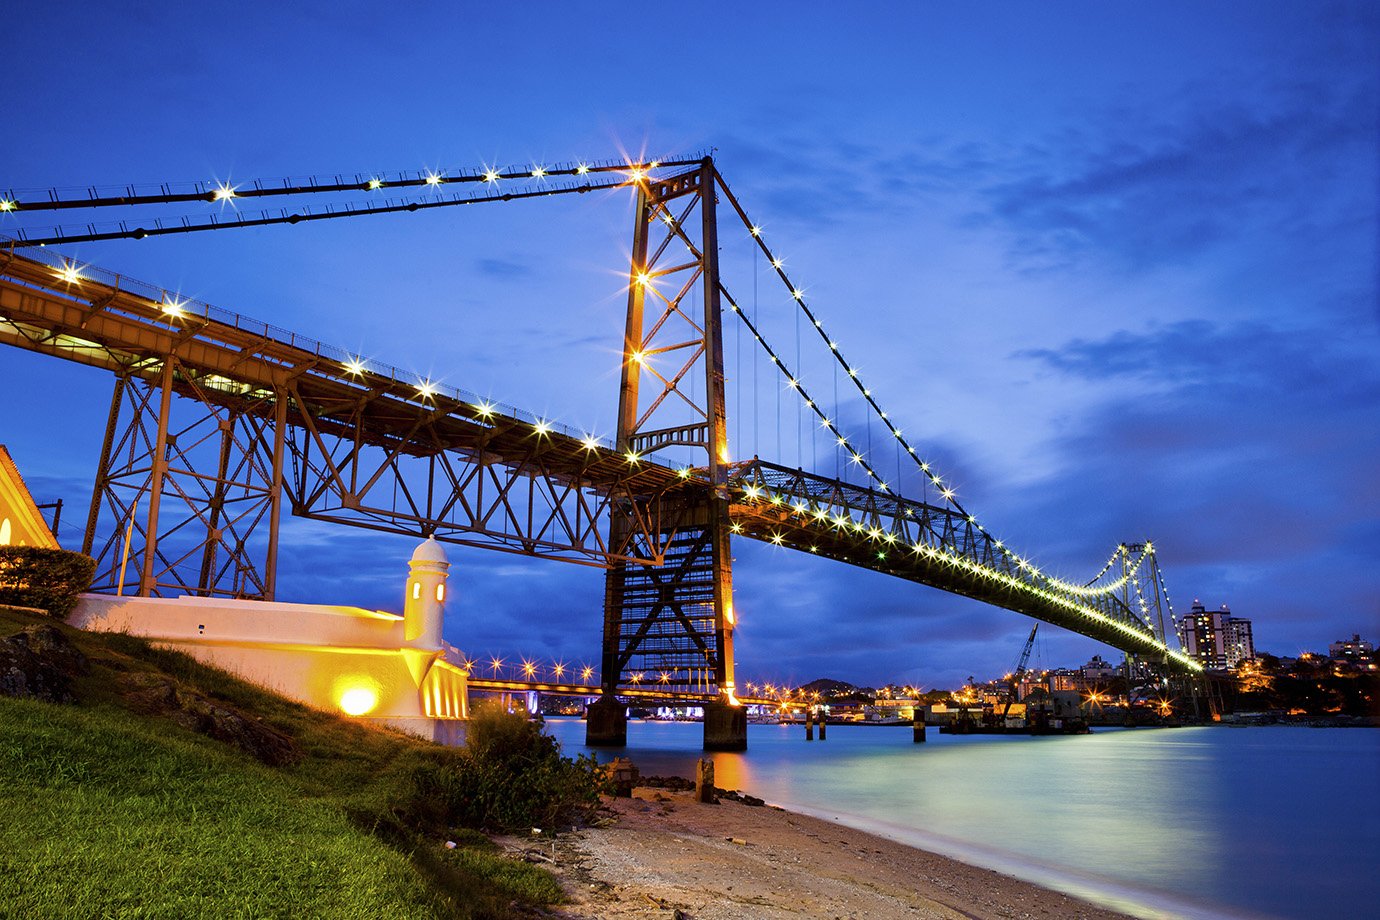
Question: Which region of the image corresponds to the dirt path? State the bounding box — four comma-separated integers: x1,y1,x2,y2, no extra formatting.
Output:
520,789,1134,920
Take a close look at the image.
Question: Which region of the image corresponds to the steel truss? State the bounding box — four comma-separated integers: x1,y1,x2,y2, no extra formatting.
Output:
727,460,1198,669
0,250,685,603
603,161,737,698
83,362,285,599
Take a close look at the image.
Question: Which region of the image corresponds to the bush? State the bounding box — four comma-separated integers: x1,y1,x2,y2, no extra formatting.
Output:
409,702,609,833
0,547,96,618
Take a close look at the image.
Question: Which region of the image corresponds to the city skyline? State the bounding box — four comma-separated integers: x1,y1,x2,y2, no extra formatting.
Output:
2,2,1376,688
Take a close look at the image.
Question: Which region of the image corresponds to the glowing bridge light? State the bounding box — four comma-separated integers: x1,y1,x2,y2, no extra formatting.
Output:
424,172,443,186
416,379,437,399
750,225,762,236
792,289,804,300
532,419,551,436
482,169,500,183
770,532,785,546
522,659,537,677
343,356,366,376
635,271,653,287
576,163,590,175
0,199,16,211
678,467,692,478
474,401,495,418
630,350,646,364
771,257,783,269
624,450,641,464
339,685,378,716
367,178,383,190
531,166,547,178
53,261,84,285
161,295,188,318
581,666,594,681
211,182,237,201
581,435,601,451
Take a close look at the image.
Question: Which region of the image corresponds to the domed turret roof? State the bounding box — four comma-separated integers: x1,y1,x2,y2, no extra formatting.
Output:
410,535,449,565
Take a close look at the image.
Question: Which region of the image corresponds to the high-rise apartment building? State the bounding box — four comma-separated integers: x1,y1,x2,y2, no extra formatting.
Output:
1176,601,1254,670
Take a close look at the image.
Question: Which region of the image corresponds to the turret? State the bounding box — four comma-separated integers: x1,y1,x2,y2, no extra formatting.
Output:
404,536,450,649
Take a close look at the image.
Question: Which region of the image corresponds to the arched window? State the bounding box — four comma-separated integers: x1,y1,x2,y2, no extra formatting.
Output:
412,582,421,600
0,517,11,546
435,583,446,602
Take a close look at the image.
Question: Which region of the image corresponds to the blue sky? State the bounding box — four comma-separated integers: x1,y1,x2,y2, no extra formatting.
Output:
2,2,1376,689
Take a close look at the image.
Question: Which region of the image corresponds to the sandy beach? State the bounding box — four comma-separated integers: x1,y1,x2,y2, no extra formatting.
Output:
514,787,1134,920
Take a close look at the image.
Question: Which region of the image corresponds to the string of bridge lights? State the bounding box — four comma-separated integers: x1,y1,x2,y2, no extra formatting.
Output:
0,156,703,214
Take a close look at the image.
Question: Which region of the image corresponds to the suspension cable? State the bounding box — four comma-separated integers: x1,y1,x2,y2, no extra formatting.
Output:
0,155,704,212
714,171,971,517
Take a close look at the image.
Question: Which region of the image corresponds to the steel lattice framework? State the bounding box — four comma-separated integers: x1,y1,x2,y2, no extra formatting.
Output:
0,154,1203,705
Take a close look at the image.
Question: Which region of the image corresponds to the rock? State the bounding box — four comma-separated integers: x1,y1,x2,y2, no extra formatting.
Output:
641,774,695,792
119,672,301,766
0,624,89,703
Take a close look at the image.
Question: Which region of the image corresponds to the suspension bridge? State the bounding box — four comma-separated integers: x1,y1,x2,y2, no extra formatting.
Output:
0,155,1200,750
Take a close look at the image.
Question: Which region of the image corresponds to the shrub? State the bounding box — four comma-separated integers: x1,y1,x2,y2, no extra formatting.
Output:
408,702,609,833
0,546,96,619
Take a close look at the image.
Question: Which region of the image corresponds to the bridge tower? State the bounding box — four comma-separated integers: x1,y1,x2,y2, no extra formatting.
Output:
588,158,745,750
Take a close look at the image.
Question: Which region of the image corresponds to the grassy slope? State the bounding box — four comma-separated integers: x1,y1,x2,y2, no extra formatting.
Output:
0,607,560,920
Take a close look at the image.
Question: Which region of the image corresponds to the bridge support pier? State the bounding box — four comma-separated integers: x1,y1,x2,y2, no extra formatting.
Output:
703,701,746,751
585,696,628,747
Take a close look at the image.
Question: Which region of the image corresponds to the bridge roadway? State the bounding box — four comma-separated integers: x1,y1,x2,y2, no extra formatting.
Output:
0,247,1198,672
466,677,787,710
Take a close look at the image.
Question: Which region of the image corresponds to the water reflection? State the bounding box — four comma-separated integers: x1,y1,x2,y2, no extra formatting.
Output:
547,719,1380,920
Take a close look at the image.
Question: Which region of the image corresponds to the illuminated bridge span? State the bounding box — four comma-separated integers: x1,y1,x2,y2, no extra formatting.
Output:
0,154,1199,749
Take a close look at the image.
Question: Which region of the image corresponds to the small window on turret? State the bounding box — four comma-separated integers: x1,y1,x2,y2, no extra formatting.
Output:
436,584,446,602
412,582,421,600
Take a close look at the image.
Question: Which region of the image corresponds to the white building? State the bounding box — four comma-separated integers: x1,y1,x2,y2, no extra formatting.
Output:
71,536,468,743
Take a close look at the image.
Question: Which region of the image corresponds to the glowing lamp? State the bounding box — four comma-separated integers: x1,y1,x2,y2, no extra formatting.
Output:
339,686,379,716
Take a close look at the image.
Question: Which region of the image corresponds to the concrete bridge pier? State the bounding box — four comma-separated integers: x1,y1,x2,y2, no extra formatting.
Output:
585,695,627,747
703,701,747,751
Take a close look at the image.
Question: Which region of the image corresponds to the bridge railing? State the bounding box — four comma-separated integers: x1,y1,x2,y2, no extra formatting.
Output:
726,459,1201,671
0,243,619,451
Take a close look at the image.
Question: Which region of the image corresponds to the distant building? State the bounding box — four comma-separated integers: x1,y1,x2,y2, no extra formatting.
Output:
1047,668,1082,692
1177,601,1254,671
1329,634,1374,661
1224,616,1255,669
1080,655,1117,683
1329,635,1375,670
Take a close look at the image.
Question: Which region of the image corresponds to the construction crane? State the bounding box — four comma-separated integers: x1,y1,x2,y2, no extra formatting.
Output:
1001,625,1039,720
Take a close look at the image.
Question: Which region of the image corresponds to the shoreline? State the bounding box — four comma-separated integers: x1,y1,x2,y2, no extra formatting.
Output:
522,788,1144,920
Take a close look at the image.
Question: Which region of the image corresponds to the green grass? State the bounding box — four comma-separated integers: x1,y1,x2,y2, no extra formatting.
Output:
0,607,565,919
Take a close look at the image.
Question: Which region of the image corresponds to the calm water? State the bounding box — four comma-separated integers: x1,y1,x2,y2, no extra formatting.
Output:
545,718,1380,920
